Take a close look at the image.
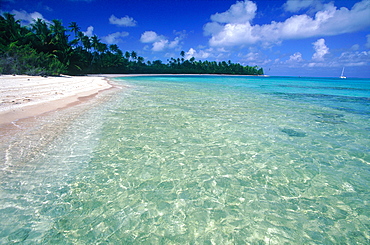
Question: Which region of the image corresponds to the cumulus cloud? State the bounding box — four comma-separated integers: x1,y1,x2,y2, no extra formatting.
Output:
276,52,305,68
185,48,197,59
366,34,370,48
168,37,181,49
312,38,329,61
102,31,129,44
140,31,183,51
351,44,360,50
271,38,369,70
338,50,369,66
109,14,137,27
10,10,46,25
289,52,304,62
210,0,256,23
83,26,94,37
185,48,211,59
152,39,168,52
140,31,163,43
205,0,370,47
279,47,369,68
236,50,271,66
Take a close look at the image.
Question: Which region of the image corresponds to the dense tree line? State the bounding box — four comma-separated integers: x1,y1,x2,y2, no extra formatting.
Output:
0,13,264,76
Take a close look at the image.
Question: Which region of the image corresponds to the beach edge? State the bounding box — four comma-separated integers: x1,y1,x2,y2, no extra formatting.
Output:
0,75,116,125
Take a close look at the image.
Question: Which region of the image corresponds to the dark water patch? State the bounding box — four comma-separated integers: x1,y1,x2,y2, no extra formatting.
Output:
281,128,307,137
312,113,346,124
270,92,370,116
331,106,370,116
8,228,31,243
277,84,370,92
271,92,370,103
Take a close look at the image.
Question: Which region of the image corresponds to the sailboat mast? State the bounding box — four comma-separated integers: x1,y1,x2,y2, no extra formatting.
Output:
340,67,346,79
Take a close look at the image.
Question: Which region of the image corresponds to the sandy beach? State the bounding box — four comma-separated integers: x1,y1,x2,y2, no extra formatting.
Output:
0,74,120,170
0,75,113,125
0,73,263,126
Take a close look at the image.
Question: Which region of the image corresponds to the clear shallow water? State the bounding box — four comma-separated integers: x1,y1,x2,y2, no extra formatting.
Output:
1,75,369,244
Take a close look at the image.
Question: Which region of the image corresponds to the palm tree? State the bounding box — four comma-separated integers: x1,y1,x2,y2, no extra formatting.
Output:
109,44,119,53
68,22,80,47
77,31,84,40
180,50,185,58
137,56,144,63
91,35,100,52
97,42,107,54
130,51,137,61
109,44,123,57
81,35,91,51
124,51,131,61
0,13,24,44
68,22,80,37
50,19,68,44
49,19,70,64
30,18,51,53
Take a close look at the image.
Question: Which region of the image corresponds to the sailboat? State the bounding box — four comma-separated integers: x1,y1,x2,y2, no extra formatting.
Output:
340,67,346,79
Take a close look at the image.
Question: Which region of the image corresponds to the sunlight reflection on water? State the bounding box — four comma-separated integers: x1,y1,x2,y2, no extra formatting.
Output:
1,76,369,244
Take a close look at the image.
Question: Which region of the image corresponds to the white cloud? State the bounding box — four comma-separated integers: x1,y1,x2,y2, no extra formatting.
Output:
339,50,369,66
241,51,260,62
10,10,46,25
351,44,360,50
83,26,94,37
312,38,329,61
304,49,369,67
185,48,197,59
275,52,305,68
109,14,137,27
274,47,370,69
102,31,129,44
168,37,181,49
366,34,370,48
185,48,211,59
205,0,370,47
237,50,271,66
140,31,163,43
152,39,169,52
140,31,183,52
289,52,304,62
210,0,256,24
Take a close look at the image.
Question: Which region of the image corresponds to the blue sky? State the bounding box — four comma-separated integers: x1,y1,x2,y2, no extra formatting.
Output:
2,0,370,77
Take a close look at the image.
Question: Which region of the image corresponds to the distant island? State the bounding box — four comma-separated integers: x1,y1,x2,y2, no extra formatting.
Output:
0,13,264,76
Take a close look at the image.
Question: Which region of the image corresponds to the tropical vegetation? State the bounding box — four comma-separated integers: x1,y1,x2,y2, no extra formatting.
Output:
0,13,264,76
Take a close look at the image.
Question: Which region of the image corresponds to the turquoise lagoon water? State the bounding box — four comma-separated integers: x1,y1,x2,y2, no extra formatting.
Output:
1,75,369,244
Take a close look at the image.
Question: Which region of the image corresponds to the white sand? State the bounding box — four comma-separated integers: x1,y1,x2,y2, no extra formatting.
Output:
0,75,112,124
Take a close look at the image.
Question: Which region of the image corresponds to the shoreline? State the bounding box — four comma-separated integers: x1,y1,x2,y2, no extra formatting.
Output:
98,73,268,78
0,73,266,127
0,75,115,125
0,73,261,168
0,74,122,169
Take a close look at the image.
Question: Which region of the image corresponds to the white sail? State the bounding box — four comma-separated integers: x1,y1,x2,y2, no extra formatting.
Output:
340,67,346,79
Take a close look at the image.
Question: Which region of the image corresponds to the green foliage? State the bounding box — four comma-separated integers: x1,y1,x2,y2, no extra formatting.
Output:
0,45,66,76
0,13,264,76
125,55,264,75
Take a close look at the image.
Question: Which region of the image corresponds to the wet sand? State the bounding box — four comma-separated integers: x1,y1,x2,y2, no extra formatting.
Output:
0,74,120,169
0,75,113,125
